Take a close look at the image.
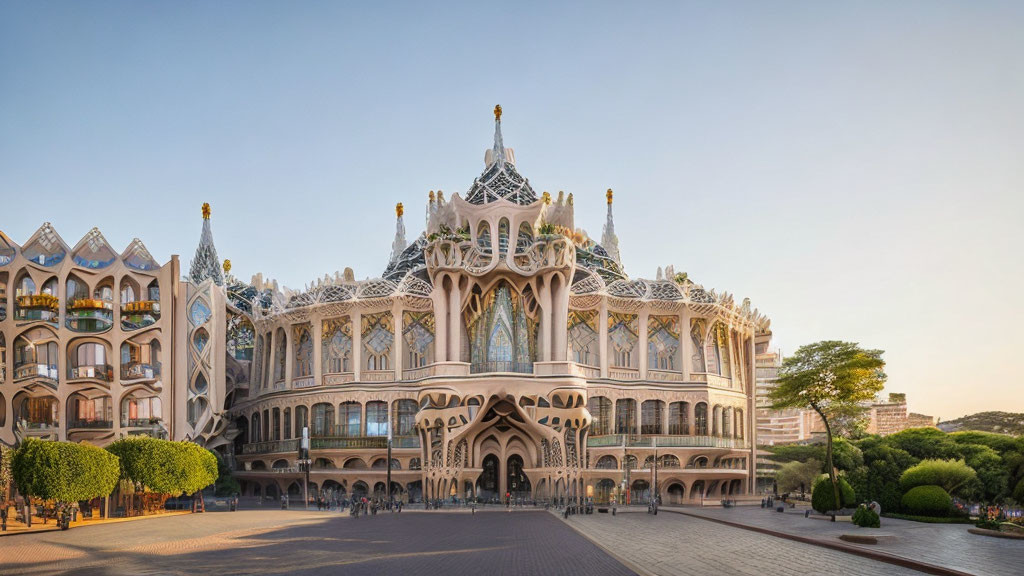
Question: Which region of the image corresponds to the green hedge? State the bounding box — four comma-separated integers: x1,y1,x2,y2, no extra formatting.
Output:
107,437,217,496
901,485,952,516
899,459,976,496
883,512,974,524
12,439,119,503
852,505,880,528
811,474,856,513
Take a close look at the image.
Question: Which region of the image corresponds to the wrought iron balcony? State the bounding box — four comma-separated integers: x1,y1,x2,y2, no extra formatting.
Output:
242,439,300,455
66,299,114,332
309,435,420,450
470,361,534,375
14,363,59,383
587,434,750,450
68,419,113,430
68,364,114,382
122,418,163,428
15,294,59,323
121,362,161,380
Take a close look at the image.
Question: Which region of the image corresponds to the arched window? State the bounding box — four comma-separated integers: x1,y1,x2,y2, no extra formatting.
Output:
362,313,393,371
311,402,335,436
615,399,637,435
647,316,679,371
690,319,706,373
694,402,708,436
69,342,109,380
736,409,744,439
187,397,208,427
120,393,161,427
392,399,418,436
251,412,261,442
497,218,510,254
14,329,58,380
608,313,638,368
293,325,312,377
283,408,292,439
402,312,434,368
273,328,286,383
641,400,663,435
515,222,533,253
669,401,689,435
476,221,492,253
568,310,599,366
272,408,281,441
365,401,388,437
339,402,361,437
294,405,308,438
595,455,618,469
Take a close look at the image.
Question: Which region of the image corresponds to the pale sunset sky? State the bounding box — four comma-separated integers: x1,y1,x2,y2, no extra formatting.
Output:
1,1,1021,420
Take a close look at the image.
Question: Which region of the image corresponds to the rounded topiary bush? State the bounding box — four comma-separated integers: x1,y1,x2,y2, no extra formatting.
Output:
852,505,880,528
901,485,952,516
811,475,856,513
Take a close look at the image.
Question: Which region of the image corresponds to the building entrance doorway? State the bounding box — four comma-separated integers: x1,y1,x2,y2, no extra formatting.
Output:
476,454,500,501
507,454,530,500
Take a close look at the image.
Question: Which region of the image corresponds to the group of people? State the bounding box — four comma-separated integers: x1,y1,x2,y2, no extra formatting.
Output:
349,498,402,517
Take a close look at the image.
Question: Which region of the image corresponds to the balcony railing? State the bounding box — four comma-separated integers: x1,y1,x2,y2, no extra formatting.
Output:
361,370,394,382
293,376,316,388
121,362,161,380
68,298,113,311
608,367,640,380
19,420,59,430
68,364,114,382
470,361,534,375
14,363,59,382
242,439,300,455
68,419,113,430
648,369,685,383
122,418,163,428
310,436,420,450
122,300,160,314
587,434,750,450
16,294,59,310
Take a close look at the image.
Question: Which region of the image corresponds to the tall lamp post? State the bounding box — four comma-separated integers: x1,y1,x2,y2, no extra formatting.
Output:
386,425,393,506
298,426,311,510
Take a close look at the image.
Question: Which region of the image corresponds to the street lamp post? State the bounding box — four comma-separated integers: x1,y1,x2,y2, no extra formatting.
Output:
298,426,311,510
386,425,393,507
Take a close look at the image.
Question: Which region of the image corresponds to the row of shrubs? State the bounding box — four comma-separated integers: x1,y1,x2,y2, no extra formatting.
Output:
10,437,218,510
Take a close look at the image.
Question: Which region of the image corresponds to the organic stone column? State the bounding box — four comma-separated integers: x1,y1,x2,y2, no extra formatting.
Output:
352,310,362,381
598,300,609,378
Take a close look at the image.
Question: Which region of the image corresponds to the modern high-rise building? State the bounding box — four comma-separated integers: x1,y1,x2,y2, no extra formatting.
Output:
0,108,771,506
753,333,819,445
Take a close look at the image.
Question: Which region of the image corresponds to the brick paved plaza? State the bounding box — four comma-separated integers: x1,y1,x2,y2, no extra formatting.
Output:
0,510,634,576
2,507,1020,576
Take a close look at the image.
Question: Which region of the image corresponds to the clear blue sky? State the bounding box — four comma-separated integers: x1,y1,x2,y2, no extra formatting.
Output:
2,1,1022,420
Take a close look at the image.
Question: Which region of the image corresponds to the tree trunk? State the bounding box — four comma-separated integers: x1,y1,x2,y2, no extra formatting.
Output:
816,406,840,520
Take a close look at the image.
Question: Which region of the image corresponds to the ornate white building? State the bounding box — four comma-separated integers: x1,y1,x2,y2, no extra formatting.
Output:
0,107,771,506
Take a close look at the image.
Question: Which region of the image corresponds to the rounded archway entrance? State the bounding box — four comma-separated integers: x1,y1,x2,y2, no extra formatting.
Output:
507,454,531,500
595,479,616,504
476,454,500,501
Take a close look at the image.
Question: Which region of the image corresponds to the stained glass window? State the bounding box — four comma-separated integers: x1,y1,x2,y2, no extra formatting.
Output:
568,310,599,366
189,299,211,326
322,317,352,373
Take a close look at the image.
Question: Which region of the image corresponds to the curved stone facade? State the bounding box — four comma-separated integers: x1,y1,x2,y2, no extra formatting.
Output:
0,108,771,506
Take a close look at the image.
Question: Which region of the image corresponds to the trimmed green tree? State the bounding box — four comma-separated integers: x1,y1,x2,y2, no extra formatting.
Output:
901,485,953,516
11,439,119,509
899,459,977,497
811,474,856,513
107,437,217,497
769,341,886,514
775,459,822,494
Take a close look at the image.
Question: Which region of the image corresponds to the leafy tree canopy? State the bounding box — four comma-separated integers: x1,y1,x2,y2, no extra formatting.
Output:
12,439,119,503
107,437,217,496
900,459,977,496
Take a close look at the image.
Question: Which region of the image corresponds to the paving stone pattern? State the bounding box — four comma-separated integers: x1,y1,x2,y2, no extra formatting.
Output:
680,507,1022,576
0,509,635,576
564,511,930,576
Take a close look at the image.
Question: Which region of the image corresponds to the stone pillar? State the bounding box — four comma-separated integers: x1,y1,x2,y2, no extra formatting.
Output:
447,282,461,363
552,273,569,362
267,328,278,389
284,326,293,389
392,306,404,378
680,309,691,381
598,299,609,378
312,318,323,385
688,402,696,436
638,310,649,377
433,281,448,362
352,310,362,382
540,276,553,362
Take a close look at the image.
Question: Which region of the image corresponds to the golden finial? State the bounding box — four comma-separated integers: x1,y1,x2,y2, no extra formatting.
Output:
606,188,613,205
223,259,231,274
429,190,435,202
494,104,502,121
202,202,211,219
542,191,551,205
396,203,404,218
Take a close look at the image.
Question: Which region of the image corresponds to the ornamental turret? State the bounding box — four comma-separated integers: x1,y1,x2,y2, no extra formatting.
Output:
601,188,622,267
390,202,407,264
189,202,224,286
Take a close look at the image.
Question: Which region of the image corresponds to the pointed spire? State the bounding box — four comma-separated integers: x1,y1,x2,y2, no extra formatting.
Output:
601,188,622,266
390,202,407,264
491,104,505,169
189,202,224,286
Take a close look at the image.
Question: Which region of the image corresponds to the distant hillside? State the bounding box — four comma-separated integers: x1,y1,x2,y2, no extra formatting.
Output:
937,411,1024,435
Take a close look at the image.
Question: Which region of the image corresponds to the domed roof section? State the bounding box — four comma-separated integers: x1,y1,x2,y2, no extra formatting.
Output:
465,106,537,205
72,227,118,269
